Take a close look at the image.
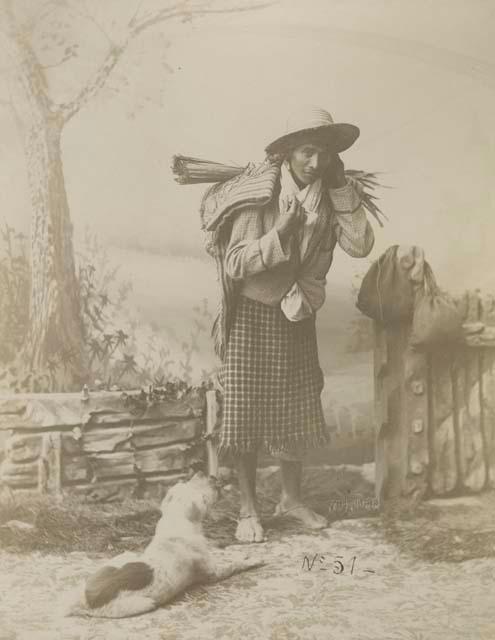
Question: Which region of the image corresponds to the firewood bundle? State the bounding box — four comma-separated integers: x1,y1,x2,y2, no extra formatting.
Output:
171,154,388,226
172,155,245,185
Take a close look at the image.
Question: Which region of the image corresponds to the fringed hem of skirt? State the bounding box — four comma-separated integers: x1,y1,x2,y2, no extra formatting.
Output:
216,431,331,459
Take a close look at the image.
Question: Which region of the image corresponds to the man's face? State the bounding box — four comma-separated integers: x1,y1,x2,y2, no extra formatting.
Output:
288,142,332,186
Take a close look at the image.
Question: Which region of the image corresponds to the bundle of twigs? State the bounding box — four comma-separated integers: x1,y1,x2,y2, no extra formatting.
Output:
172,155,388,226
172,155,245,184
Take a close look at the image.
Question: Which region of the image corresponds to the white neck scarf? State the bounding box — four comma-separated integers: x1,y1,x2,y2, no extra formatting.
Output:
279,160,322,256
279,160,324,321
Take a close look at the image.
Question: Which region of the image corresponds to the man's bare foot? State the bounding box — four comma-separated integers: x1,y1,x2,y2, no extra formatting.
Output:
274,502,328,529
235,514,266,543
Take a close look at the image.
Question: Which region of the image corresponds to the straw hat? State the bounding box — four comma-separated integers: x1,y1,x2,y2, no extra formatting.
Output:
265,106,359,155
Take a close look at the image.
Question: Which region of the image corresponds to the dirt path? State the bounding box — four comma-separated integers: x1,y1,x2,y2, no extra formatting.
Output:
1,517,494,640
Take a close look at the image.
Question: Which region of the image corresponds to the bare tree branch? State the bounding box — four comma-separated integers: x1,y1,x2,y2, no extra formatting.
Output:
76,0,114,46
57,0,275,124
40,54,76,70
0,0,53,112
23,0,65,35
58,40,128,123
130,8,191,37
129,0,146,27
129,1,275,37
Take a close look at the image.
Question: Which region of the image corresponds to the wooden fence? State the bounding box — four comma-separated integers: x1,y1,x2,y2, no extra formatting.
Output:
0,390,206,501
3,292,495,506
374,291,495,502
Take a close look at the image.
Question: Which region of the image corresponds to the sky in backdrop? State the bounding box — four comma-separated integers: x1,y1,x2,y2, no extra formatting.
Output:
1,0,494,370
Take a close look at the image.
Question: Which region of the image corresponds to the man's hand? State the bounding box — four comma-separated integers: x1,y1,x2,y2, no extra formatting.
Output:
327,153,347,189
275,198,305,250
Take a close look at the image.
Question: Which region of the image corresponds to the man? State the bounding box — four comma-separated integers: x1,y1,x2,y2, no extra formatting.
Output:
210,107,375,542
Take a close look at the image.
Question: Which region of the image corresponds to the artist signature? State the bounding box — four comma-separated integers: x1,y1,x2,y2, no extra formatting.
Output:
301,554,375,575
328,495,381,514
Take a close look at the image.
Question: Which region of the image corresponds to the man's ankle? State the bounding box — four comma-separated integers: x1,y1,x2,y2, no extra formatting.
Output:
239,505,258,517
279,494,302,509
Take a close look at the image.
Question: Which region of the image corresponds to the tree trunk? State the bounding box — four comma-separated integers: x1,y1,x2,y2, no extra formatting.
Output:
0,12,88,392
21,110,88,391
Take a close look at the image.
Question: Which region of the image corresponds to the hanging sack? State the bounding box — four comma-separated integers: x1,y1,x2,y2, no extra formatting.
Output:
356,245,415,324
410,263,464,349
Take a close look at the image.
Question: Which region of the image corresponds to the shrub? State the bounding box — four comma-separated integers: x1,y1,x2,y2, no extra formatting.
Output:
0,224,216,392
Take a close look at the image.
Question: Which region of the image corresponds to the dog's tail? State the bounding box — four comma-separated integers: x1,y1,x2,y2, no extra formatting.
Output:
84,562,154,609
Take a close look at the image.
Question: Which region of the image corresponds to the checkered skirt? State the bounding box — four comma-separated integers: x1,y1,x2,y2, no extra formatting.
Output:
217,295,329,456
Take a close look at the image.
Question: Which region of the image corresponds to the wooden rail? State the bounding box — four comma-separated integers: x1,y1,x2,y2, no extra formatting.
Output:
374,291,495,501
0,390,206,501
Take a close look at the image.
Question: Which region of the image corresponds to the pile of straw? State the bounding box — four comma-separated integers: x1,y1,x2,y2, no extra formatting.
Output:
172,155,387,226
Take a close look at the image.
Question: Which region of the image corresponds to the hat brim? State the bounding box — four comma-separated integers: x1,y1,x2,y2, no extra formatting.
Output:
265,123,360,155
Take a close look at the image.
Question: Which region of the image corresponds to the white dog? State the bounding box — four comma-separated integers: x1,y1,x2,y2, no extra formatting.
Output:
65,471,263,618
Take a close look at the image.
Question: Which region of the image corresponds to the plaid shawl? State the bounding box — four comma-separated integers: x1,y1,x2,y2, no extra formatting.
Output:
200,158,281,361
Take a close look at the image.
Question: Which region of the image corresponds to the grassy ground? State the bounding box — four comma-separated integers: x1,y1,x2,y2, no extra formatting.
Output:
375,492,495,564
0,492,160,556
2,465,495,639
0,465,375,555
1,464,494,565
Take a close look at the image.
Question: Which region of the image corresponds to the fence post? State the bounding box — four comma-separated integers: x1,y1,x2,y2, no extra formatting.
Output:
205,390,219,478
373,321,388,502
374,322,429,502
403,346,429,499
374,322,411,500
38,433,62,495
373,288,495,502
429,350,458,495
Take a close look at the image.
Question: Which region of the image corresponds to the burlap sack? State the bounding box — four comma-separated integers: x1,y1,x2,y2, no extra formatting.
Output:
410,263,463,348
356,245,415,324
